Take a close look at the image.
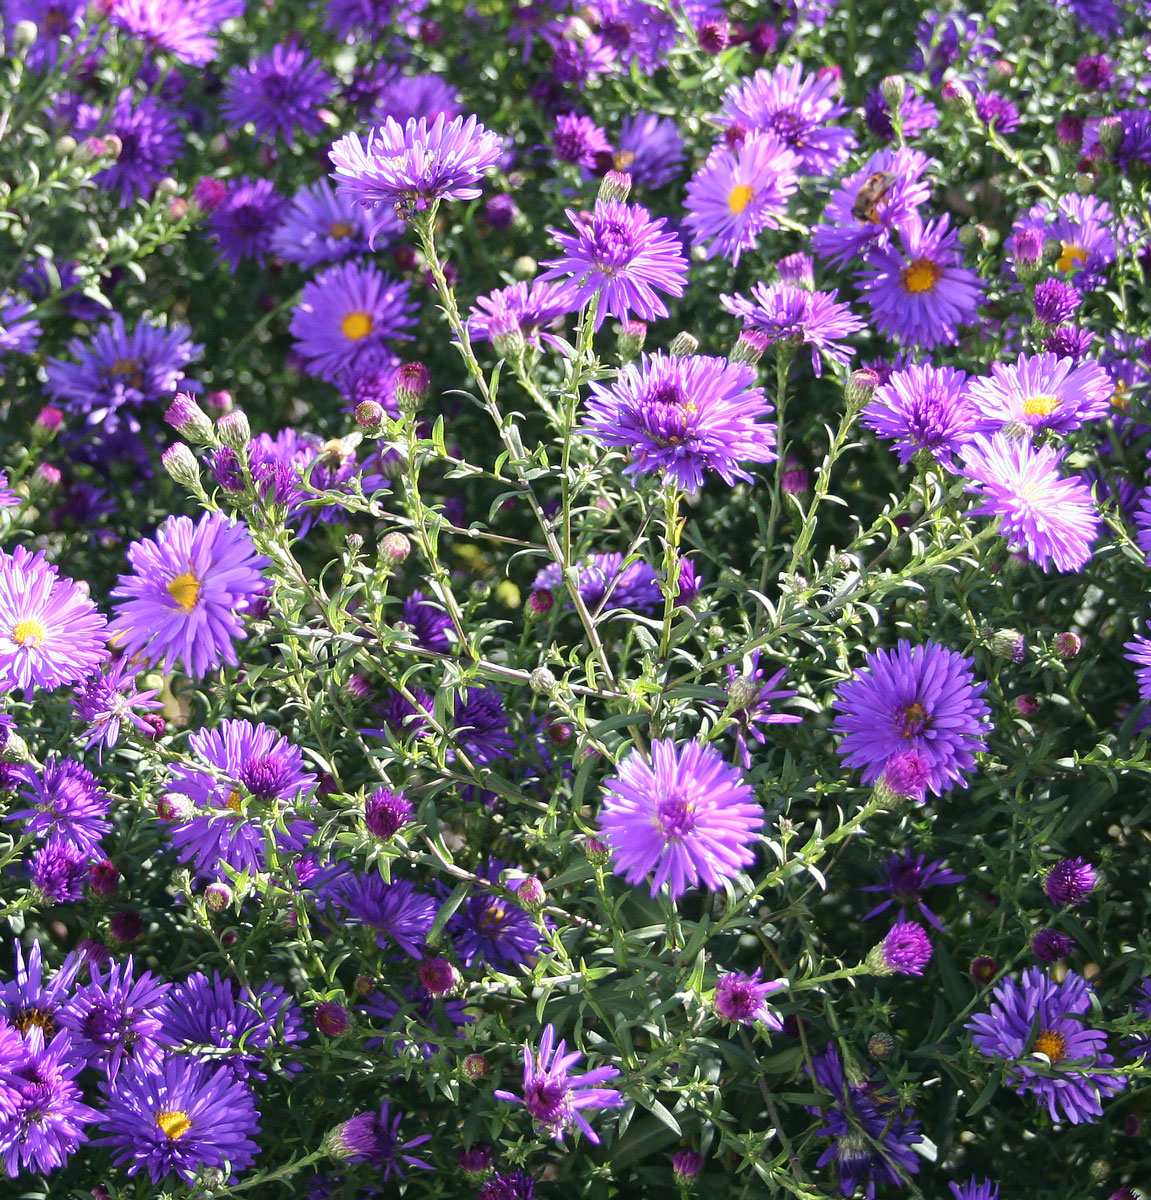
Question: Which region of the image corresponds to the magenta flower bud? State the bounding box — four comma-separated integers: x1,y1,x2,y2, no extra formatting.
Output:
206,389,234,415
77,938,111,969
32,463,61,493
345,674,372,701
355,399,385,430
192,176,228,213
1015,694,1039,717
353,974,375,997
878,748,930,803
168,197,188,219
585,836,611,867
108,909,143,943
482,193,518,229
514,875,546,914
969,956,998,984
729,328,769,365
846,367,880,408
1044,857,1097,907
597,168,632,203
671,1149,704,1184
457,1144,493,1177
780,454,809,496
525,588,554,618
34,405,63,434
157,792,195,822
1054,632,1082,658
379,531,411,566
418,957,461,996
1031,927,1075,963
696,17,729,52
141,714,166,740
315,1001,350,1036
364,787,414,839
204,881,232,911
462,1052,488,1079
87,858,121,897
164,394,215,444
395,362,430,413
1057,114,1084,147
867,921,933,976
617,320,647,361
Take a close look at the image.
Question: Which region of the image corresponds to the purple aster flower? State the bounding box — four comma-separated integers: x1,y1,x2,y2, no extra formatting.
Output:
597,739,763,901
539,198,688,330
247,429,389,535
325,1099,432,1176
717,62,856,176
7,757,110,856
495,1023,624,1144
812,147,934,268
1033,280,1082,327
29,839,87,903
1009,195,1117,291
683,133,798,265
549,30,616,86
552,113,611,168
97,1055,260,1183
357,982,472,1060
400,590,452,652
1127,626,1151,702
325,0,430,38
57,957,170,1081
595,0,687,73
714,970,785,1027
615,112,684,188
162,972,306,1081
364,787,413,840
868,920,933,976
531,552,662,616
0,545,108,695
44,313,201,433
0,294,41,373
1043,324,1094,363
950,1179,1000,1200
467,279,578,351
449,862,545,969
857,215,984,349
4,0,88,70
974,91,1020,133
71,660,163,756
1031,928,1076,963
909,11,1000,85
968,968,1125,1124
108,0,243,66
222,44,334,146
723,651,802,769
480,1170,538,1200
862,362,979,465
163,718,317,881
209,177,287,269
806,1045,923,1198
323,873,436,957
110,512,268,680
271,179,389,269
450,687,515,765
860,850,965,931
0,940,82,1044
1045,857,1097,906
1057,0,1127,37
289,260,416,387
960,435,1100,573
583,352,776,492
1122,978,1151,1060
0,1028,97,1176
330,113,503,219
720,282,863,377
1112,109,1151,170
863,84,940,142
831,640,991,797
970,351,1114,437
372,71,459,127
72,90,184,207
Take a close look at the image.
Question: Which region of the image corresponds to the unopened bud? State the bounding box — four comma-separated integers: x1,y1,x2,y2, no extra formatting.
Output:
512,255,536,279
941,79,974,114
418,957,461,995
529,666,557,695
988,628,1025,662
585,835,611,867
379,531,410,565
867,1031,897,1060
12,19,38,50
55,135,78,157
156,176,180,197
669,331,699,358
0,732,30,764
617,320,647,361
1099,115,1125,157
206,389,233,415
1054,631,1082,658
728,329,768,365
987,59,1014,87
970,955,998,984
672,1150,704,1185
204,882,232,911
515,875,546,914
314,1001,350,1036
396,362,430,413
31,463,61,497
726,674,760,710
165,394,215,444
215,410,251,452
157,792,195,822
168,197,188,219
355,399,385,430
880,75,907,111
598,169,632,203
161,442,202,489
462,1052,488,1079
526,588,554,618
845,367,880,409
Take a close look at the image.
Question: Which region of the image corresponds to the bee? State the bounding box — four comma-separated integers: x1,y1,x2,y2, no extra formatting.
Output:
851,170,898,223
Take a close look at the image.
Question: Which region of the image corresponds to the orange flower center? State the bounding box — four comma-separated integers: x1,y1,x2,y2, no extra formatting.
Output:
1022,393,1059,417
156,1110,192,1140
166,571,201,613
1056,241,1087,273
1112,381,1130,410
328,220,354,239
341,311,373,340
901,258,943,294
1033,1028,1067,1064
727,184,755,214
11,619,46,647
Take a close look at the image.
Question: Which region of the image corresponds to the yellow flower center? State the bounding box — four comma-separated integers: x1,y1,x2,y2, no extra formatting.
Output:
11,619,46,647
1056,242,1087,273
341,311,374,341
1033,1028,1067,1064
328,220,354,239
613,150,637,170
1022,393,1059,417
166,571,201,613
108,356,141,378
901,258,943,294
156,1110,192,1141
1112,380,1129,410
225,789,243,813
727,184,755,214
